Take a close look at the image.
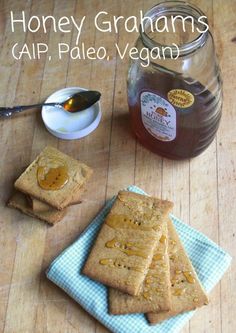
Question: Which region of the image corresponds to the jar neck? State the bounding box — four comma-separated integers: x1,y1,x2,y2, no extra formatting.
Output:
140,1,209,58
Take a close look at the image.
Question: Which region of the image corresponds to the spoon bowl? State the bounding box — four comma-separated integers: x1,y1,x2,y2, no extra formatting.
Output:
62,90,101,113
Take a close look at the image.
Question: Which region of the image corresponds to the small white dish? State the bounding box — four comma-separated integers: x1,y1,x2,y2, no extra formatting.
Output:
41,87,101,140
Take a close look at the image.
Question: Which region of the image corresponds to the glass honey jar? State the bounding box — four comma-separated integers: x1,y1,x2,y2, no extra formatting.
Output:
127,1,222,159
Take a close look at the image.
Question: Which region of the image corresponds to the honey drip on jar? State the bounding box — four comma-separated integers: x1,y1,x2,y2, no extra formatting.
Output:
37,165,69,190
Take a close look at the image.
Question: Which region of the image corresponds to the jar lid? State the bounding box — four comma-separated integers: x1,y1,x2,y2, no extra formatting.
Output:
41,87,102,140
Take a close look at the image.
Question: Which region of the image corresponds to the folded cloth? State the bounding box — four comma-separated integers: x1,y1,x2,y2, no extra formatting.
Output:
46,186,232,333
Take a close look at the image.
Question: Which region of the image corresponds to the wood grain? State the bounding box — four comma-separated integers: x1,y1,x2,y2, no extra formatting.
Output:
0,1,235,332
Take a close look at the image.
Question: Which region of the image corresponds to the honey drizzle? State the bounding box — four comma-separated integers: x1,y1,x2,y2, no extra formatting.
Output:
183,271,196,284
105,238,148,258
99,194,167,293
105,214,161,233
117,194,162,229
37,166,69,190
141,248,167,301
106,215,150,231
170,254,177,261
99,258,113,265
143,292,152,301
175,270,182,274
142,275,165,301
173,288,186,296
99,258,145,273
148,253,164,269
153,253,164,261
159,234,167,244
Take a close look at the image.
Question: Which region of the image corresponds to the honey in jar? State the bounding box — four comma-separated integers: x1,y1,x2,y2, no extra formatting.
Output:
127,2,222,159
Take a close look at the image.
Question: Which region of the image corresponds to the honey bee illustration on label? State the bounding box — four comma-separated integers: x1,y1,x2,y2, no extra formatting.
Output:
141,92,176,142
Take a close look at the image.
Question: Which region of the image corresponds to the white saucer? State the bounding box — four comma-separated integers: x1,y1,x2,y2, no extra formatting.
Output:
41,87,101,140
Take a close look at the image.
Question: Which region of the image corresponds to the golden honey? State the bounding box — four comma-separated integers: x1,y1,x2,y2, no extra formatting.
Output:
105,238,148,258
105,214,155,231
37,165,69,190
99,257,145,273
153,253,164,261
183,271,196,284
175,270,182,275
173,288,185,296
159,235,167,244
99,258,113,266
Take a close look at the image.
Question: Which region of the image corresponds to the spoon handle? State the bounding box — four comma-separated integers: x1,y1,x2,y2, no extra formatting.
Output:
0,103,59,117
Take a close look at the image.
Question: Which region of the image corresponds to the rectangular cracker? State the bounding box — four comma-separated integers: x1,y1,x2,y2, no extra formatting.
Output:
82,191,173,296
14,146,93,210
147,219,209,324
8,191,67,225
28,189,82,213
109,218,171,314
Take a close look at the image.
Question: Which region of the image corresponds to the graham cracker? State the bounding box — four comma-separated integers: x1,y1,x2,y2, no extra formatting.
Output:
109,217,172,314
8,191,67,225
82,191,173,296
29,191,82,213
147,219,209,324
14,146,93,210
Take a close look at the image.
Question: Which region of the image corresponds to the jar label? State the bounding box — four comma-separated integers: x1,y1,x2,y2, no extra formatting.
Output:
167,89,194,108
141,91,176,142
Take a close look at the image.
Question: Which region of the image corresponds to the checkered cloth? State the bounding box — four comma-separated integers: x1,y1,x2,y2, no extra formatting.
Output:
46,186,231,333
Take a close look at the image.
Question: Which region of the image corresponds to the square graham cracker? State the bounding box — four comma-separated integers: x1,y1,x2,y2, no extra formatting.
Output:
14,146,93,210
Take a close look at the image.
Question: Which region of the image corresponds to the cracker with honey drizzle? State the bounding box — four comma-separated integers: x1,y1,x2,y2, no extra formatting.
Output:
14,146,93,210
147,219,209,324
82,191,173,296
109,218,172,314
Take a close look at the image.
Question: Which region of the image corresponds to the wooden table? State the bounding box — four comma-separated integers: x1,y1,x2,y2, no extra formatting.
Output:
0,0,235,332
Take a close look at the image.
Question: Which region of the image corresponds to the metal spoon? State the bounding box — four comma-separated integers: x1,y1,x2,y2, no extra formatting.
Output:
0,90,101,117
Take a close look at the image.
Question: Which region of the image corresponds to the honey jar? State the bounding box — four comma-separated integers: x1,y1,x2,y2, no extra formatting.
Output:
127,1,222,159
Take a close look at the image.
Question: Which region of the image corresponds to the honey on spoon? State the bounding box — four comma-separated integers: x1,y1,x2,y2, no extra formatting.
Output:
0,90,101,117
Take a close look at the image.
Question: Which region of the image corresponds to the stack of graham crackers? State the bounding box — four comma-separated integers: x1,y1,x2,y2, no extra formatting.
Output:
8,146,93,225
82,191,209,325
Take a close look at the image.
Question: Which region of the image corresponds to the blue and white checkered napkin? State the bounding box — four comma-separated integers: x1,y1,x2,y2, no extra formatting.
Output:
46,186,232,333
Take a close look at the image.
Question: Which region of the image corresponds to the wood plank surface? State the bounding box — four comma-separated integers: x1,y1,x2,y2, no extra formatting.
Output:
0,0,235,332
